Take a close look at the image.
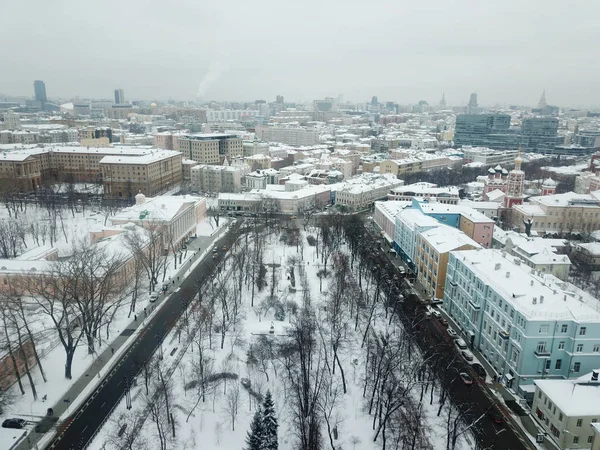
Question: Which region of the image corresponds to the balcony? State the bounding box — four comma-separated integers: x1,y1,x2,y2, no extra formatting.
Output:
534,349,551,357
499,330,510,339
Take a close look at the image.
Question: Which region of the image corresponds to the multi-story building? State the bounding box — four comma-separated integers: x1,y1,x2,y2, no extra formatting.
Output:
190,164,244,193
373,201,410,243
114,89,125,104
255,125,319,146
443,249,600,396
175,133,243,164
461,146,518,167
414,225,480,299
394,208,440,271
454,114,517,149
100,150,182,199
512,191,600,235
33,80,47,104
205,110,259,122
2,110,21,130
572,243,600,270
334,174,403,210
533,372,600,449
110,192,206,247
388,182,459,204
521,117,561,153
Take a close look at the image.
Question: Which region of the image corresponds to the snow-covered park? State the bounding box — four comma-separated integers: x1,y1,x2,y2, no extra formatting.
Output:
84,216,476,450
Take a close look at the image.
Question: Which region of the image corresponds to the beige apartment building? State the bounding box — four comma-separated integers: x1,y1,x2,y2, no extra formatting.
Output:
512,192,600,235
174,134,243,164
414,225,480,299
101,150,182,199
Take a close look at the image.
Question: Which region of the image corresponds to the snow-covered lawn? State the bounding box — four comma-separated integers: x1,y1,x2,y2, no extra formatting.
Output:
87,224,475,450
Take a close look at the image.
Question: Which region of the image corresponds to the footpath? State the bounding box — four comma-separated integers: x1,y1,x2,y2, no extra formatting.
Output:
12,224,229,450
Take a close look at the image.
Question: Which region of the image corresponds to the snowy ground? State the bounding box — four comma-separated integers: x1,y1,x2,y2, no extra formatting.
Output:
0,201,225,449
88,224,475,450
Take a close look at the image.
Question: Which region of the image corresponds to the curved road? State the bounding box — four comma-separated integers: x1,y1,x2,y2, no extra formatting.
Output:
43,221,243,450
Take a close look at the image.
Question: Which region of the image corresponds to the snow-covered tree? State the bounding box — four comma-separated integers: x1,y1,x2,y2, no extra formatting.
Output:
261,390,278,450
245,409,264,450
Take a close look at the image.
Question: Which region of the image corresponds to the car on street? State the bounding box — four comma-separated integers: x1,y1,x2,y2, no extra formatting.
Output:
455,338,468,350
430,297,444,305
149,292,158,303
461,350,474,362
222,246,228,251
447,328,458,339
2,418,26,429
459,372,473,385
471,363,487,379
487,407,505,424
431,310,441,319
439,319,449,327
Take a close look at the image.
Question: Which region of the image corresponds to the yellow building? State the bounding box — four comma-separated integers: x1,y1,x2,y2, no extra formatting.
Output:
414,225,480,299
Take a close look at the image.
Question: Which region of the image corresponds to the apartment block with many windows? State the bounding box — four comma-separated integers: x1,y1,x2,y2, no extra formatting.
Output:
443,249,600,399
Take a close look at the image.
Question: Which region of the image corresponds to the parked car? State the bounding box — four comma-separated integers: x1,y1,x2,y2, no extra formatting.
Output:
447,328,458,339
461,350,474,362
487,407,505,424
212,248,218,253
439,319,449,327
431,310,441,319
455,338,468,350
222,246,228,251
2,418,26,429
459,372,474,385
149,292,158,303
162,283,169,292
430,297,444,305
471,363,487,379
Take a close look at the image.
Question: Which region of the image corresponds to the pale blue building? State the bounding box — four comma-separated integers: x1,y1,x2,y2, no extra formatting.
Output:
444,248,600,400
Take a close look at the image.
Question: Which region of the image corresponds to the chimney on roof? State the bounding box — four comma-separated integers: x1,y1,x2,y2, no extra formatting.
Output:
564,294,567,301
495,263,501,271
533,297,537,305
593,370,599,382
530,280,534,286
505,271,510,278
540,295,544,304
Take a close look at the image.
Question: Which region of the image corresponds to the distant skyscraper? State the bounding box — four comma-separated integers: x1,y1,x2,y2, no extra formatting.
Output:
538,90,547,108
467,92,478,112
371,96,378,106
33,80,47,103
276,95,284,104
439,93,446,108
114,89,125,104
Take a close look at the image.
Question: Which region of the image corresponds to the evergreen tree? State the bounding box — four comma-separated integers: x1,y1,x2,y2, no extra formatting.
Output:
245,409,264,450
261,390,278,450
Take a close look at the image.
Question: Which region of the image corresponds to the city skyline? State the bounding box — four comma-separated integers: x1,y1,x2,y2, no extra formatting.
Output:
1,0,599,107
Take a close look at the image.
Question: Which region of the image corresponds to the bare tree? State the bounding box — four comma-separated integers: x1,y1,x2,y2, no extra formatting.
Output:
125,222,168,293
103,411,148,450
224,383,240,431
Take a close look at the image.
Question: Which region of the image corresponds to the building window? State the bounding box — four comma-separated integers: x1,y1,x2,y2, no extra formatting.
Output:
574,362,581,373
540,325,549,334
576,344,583,353
559,413,563,421
577,419,583,427
580,327,587,336
594,345,600,353
558,342,565,350
561,324,568,333
555,359,562,370
573,436,579,445
545,360,551,370
537,342,547,353
589,436,594,444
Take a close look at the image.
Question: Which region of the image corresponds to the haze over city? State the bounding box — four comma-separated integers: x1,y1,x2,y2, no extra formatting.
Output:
2,0,600,106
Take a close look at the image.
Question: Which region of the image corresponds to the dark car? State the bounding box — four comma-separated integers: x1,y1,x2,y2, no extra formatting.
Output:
487,407,504,424
439,319,449,327
459,372,473,385
471,363,487,379
2,418,26,429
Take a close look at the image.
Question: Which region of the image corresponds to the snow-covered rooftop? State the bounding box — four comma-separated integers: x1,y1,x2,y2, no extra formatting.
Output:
111,195,204,223
534,374,600,416
419,225,481,254
453,249,600,321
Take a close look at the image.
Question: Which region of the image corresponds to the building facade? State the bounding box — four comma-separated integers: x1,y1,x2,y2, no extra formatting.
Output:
443,249,600,396
255,125,319,146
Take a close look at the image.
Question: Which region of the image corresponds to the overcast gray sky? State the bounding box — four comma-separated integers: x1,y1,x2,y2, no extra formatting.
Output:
2,0,599,107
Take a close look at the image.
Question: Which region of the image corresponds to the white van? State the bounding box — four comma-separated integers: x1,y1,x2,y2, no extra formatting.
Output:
455,338,468,350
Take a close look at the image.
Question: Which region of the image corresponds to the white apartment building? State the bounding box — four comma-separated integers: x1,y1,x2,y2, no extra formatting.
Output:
388,182,458,204
206,110,259,122
255,125,319,146
334,174,403,210
190,164,244,193
533,372,600,450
